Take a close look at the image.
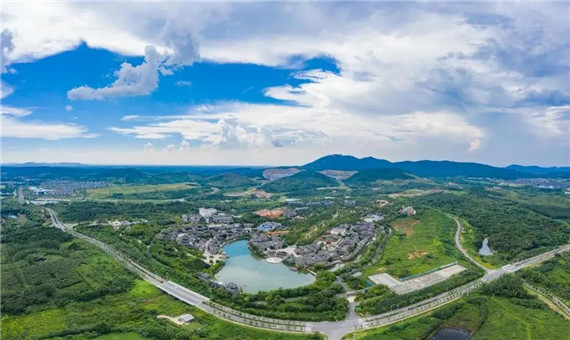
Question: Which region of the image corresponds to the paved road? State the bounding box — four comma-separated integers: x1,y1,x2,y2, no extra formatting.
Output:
18,187,25,204
524,283,570,319
44,207,569,340
450,215,492,273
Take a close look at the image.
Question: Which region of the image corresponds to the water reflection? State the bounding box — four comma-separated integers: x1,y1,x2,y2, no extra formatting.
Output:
215,240,315,293
431,327,471,340
478,237,493,256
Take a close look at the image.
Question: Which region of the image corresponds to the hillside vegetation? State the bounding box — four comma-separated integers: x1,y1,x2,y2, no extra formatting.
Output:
263,171,338,193
344,168,413,186
206,172,255,188
414,191,570,262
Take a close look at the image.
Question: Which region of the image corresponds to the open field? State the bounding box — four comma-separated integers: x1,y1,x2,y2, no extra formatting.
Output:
1,279,318,340
86,182,197,199
345,295,570,340
364,210,460,279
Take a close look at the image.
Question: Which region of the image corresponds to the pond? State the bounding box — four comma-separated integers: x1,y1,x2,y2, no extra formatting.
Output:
478,237,493,256
431,327,471,340
215,240,315,293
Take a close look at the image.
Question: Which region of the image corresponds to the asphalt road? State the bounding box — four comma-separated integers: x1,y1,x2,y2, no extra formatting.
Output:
451,214,492,273
44,207,569,340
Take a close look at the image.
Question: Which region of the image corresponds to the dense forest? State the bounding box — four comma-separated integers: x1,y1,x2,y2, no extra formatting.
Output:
263,171,338,193
1,205,134,315
413,191,570,260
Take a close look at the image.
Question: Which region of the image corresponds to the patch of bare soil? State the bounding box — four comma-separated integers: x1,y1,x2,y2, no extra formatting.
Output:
393,219,420,236
408,248,429,260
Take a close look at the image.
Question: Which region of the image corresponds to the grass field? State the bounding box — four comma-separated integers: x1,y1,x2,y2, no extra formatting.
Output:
86,183,196,199
364,209,460,278
345,295,570,340
1,280,317,340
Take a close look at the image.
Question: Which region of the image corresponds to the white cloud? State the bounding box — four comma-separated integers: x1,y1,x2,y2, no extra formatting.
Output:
175,80,192,87
68,46,164,100
65,105,73,112
1,81,14,99
1,3,568,165
1,106,32,117
143,142,154,152
121,115,140,121
179,139,190,151
1,104,93,140
1,116,92,140
1,29,15,73
110,102,482,155
527,105,570,139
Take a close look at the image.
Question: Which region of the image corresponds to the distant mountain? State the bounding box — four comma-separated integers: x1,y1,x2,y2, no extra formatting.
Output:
507,165,570,177
303,154,391,171
263,170,338,192
207,173,256,188
393,160,526,179
302,155,534,179
344,168,413,186
1,166,193,184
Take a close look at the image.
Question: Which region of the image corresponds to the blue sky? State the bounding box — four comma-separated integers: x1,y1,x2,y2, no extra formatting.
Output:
1,2,569,166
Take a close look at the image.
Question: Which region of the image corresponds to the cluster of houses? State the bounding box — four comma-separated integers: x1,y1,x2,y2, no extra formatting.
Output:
163,222,253,258
289,221,381,268
197,273,240,295
249,233,285,253
29,180,109,196
164,203,389,293
247,215,384,269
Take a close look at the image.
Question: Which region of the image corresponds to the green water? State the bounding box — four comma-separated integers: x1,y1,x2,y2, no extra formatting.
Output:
215,240,315,293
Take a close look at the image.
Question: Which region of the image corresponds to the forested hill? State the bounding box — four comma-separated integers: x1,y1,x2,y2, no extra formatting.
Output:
263,170,338,192
344,168,413,186
302,154,567,179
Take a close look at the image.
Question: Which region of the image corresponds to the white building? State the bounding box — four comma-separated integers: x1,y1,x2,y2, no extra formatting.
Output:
199,208,218,219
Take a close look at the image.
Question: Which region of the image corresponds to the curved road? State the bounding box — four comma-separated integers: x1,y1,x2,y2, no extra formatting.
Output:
450,214,492,273
44,207,569,340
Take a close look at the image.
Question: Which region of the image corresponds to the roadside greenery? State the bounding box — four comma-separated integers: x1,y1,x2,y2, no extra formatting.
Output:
211,271,348,321
519,252,570,304
413,190,570,262
359,270,483,315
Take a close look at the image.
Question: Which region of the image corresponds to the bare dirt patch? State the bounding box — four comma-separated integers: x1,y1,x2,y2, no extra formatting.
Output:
408,249,429,260
393,219,420,236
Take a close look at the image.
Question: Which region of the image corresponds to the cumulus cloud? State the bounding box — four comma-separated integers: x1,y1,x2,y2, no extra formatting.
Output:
65,105,73,111
68,46,164,100
2,2,569,164
110,102,482,156
179,140,190,151
143,142,154,152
